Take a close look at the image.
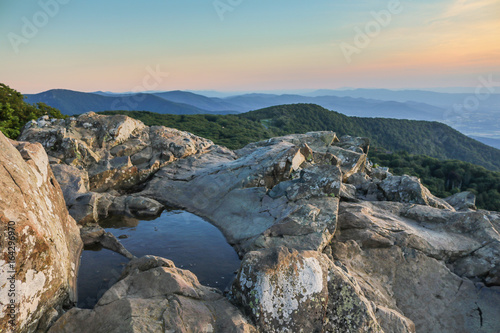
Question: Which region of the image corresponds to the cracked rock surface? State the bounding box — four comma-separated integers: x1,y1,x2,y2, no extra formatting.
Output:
0,132,82,333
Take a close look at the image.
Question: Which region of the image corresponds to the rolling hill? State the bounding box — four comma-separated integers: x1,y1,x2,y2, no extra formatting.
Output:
152,91,240,112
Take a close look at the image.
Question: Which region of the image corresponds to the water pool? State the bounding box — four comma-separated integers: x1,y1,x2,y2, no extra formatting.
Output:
77,209,241,308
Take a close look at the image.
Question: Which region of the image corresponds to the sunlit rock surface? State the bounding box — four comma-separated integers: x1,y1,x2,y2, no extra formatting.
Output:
0,132,82,333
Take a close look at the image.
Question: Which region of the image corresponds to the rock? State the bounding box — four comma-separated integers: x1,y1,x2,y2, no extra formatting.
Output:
231,246,390,332
354,174,454,209
68,192,101,225
329,200,500,332
231,247,330,332
19,113,213,222
48,256,256,333
79,225,135,260
335,135,370,154
340,183,358,201
15,116,500,332
21,112,213,198
79,225,105,245
327,146,368,181
97,194,163,220
99,232,135,260
379,175,448,208
445,191,477,210
117,196,163,218
369,166,391,180
51,164,89,203
0,133,82,333
140,133,358,253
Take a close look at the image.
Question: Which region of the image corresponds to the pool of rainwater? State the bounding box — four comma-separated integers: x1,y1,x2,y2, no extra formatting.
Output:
77,209,241,309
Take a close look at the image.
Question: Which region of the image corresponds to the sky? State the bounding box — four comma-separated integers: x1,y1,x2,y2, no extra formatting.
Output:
0,0,499,94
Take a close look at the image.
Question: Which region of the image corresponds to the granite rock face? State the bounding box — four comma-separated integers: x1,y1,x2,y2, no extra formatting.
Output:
48,256,256,333
0,133,82,333
330,201,500,332
230,247,386,333
19,112,214,224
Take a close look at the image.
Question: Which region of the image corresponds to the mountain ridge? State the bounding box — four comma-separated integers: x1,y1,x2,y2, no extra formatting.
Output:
24,89,232,116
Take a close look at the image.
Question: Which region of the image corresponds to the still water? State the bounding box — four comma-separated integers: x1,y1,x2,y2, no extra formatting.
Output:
77,210,241,308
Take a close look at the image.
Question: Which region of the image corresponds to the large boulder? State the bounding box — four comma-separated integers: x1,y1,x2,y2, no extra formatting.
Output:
445,191,477,211
231,246,407,333
48,256,256,333
349,171,454,210
329,200,500,332
0,133,82,333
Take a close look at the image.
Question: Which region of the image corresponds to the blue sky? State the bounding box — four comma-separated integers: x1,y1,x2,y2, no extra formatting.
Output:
0,0,499,93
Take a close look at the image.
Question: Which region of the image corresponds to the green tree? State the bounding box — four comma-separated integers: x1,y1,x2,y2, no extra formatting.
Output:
0,83,67,139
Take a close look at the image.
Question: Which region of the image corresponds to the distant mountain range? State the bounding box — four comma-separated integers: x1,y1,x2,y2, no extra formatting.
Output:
25,88,500,150
307,88,500,111
26,88,449,121
470,136,500,150
24,89,236,116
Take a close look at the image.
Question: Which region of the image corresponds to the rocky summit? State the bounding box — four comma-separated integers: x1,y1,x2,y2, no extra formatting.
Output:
1,112,499,332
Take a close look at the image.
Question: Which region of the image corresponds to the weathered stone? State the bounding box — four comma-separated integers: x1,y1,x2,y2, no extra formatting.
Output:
15,116,500,333
231,247,385,333
0,134,82,333
49,256,256,333
141,134,349,253
107,196,163,218
329,200,500,332
130,147,153,166
79,225,134,259
377,175,454,209
325,263,384,333
19,112,215,196
335,135,370,154
51,164,89,203
68,192,101,225
369,166,391,180
327,146,368,181
231,247,331,332
445,191,477,210
340,183,358,201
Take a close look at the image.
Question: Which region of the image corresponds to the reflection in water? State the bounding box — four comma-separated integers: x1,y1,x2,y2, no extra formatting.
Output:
77,210,241,309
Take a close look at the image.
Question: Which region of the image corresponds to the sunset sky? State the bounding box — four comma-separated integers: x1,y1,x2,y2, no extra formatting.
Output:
1,0,499,94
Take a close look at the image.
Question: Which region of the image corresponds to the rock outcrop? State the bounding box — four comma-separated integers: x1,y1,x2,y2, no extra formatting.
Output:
0,132,82,333
19,112,214,225
14,113,500,333
48,256,256,333
135,127,498,332
140,132,365,254
19,112,214,261
329,201,500,332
